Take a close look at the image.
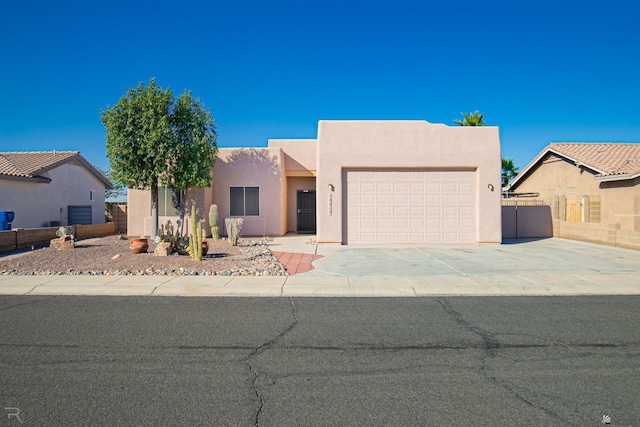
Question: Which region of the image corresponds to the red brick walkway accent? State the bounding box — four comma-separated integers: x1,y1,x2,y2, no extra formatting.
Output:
271,251,323,275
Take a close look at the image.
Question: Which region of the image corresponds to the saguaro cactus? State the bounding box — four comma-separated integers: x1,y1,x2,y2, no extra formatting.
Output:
189,205,203,261
209,204,219,240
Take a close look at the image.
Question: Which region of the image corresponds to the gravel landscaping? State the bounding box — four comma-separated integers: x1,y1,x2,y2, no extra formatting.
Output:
0,235,287,276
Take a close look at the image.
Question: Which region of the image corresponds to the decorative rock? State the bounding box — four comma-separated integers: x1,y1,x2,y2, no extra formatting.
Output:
58,239,75,250
111,254,121,260
50,235,75,250
154,242,172,256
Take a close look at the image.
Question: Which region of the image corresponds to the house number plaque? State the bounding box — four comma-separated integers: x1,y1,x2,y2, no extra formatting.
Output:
328,193,333,216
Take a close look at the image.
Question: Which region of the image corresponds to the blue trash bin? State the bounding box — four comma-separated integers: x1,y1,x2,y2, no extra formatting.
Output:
0,211,14,230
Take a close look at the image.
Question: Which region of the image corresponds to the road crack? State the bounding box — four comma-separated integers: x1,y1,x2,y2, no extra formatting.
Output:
434,297,573,424
433,297,500,357
246,297,299,426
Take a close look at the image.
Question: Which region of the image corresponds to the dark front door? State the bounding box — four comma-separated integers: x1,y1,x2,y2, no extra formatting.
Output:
296,190,316,234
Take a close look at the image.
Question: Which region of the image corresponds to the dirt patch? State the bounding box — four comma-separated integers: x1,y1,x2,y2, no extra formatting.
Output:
0,235,286,276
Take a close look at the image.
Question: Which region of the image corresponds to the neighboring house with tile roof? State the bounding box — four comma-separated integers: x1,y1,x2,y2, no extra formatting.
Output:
506,143,640,248
0,151,113,228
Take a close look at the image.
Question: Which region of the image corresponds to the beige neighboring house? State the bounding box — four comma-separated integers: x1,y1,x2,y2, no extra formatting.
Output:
506,142,640,249
128,120,502,245
0,151,113,228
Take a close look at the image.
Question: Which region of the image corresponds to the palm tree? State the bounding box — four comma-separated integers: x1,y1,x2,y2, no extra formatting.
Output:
502,157,520,188
454,111,486,126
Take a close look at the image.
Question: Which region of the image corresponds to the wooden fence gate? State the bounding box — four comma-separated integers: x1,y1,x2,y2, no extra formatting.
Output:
566,201,583,222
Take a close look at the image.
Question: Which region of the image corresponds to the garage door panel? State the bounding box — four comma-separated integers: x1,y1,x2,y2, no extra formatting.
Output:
345,169,475,244
443,218,458,228
410,232,426,242
411,194,425,204
394,218,409,227
427,195,442,205
378,206,392,216
460,218,474,228
443,195,459,205
443,206,458,216
460,206,474,216
394,232,409,241
410,207,425,216
427,218,442,228
378,218,392,227
361,206,375,216
377,182,392,191
410,218,424,227
443,232,459,241
427,206,442,216
460,182,474,192
393,206,408,216
460,194,474,204
377,194,392,204
459,232,474,241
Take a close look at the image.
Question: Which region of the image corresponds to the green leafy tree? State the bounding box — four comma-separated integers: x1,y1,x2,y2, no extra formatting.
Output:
501,157,520,188
101,78,216,238
454,111,486,126
167,90,217,236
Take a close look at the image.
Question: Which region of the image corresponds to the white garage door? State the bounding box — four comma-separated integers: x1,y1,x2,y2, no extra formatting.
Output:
344,170,475,244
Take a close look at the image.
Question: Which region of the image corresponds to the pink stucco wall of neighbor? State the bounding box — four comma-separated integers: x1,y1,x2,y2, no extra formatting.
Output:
315,120,502,244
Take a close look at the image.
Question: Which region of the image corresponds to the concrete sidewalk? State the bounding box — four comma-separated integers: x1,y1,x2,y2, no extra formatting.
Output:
0,236,638,297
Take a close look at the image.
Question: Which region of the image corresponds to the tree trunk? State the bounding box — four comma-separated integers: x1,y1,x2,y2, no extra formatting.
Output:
150,183,159,239
178,189,186,237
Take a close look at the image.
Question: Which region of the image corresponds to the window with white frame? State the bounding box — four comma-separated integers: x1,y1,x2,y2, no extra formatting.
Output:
230,186,259,216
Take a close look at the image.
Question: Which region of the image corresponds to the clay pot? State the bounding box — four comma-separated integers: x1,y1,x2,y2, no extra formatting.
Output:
202,240,209,256
129,238,149,254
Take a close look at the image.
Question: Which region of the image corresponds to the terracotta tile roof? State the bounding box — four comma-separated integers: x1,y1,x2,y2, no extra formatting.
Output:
0,151,79,179
507,142,640,190
0,151,112,188
548,143,640,179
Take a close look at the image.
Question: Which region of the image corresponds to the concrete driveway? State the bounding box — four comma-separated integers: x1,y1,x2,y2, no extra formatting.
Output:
267,235,640,296
305,237,639,277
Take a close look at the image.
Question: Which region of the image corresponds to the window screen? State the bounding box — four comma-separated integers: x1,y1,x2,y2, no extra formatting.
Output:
230,187,260,216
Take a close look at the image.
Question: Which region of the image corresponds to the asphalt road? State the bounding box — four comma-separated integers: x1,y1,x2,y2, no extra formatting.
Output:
1,296,638,426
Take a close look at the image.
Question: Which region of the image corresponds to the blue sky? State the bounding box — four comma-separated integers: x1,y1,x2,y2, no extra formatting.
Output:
1,0,639,173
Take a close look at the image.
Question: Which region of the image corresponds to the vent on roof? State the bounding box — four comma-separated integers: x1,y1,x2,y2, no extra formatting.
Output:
597,150,605,154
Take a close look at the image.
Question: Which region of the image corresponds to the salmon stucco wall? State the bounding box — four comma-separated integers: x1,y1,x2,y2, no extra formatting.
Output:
268,139,317,173
315,120,502,244
212,148,286,237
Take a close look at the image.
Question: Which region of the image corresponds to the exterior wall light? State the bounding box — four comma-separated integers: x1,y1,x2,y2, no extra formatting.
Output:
488,184,494,191
328,184,335,191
